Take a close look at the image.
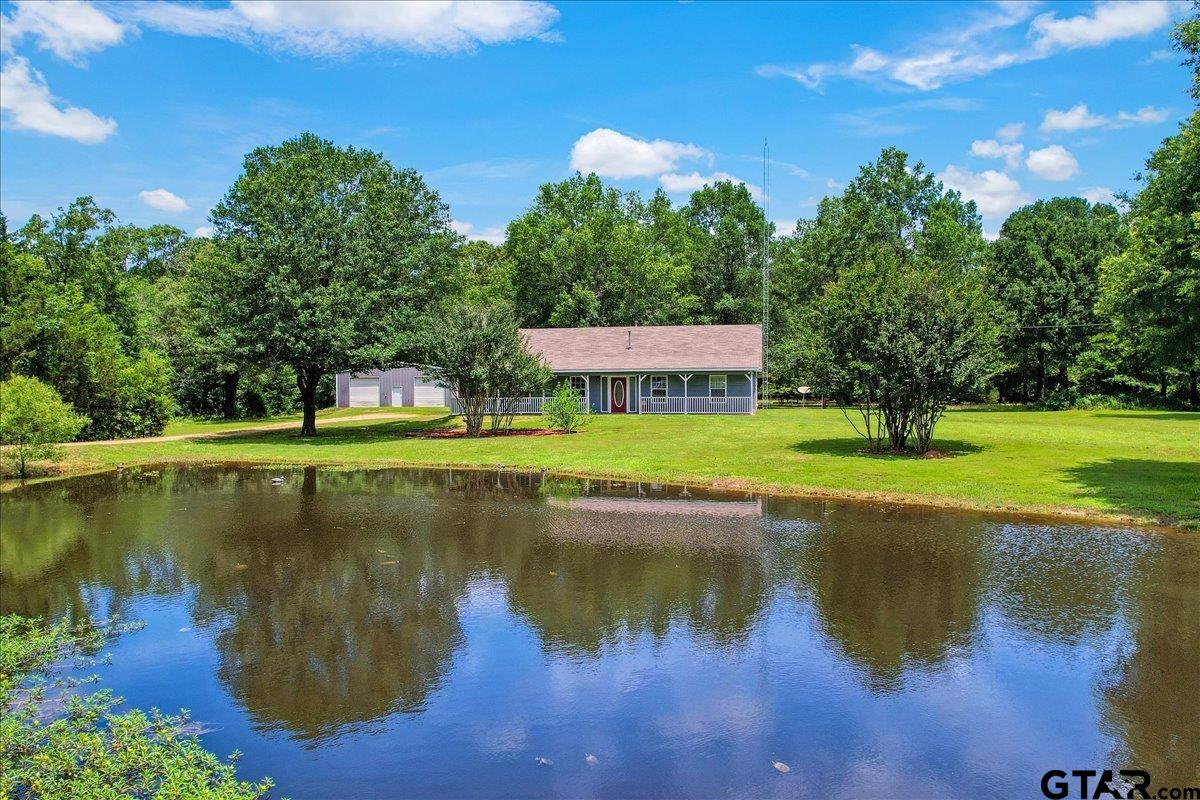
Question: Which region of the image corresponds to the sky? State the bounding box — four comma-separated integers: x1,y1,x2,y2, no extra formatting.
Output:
0,1,1192,241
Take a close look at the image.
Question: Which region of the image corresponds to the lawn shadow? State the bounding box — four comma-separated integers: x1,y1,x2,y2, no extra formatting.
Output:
789,438,985,459
1065,458,1200,525
202,414,458,446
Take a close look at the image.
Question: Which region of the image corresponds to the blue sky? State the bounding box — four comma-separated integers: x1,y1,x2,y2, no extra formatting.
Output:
0,1,1190,240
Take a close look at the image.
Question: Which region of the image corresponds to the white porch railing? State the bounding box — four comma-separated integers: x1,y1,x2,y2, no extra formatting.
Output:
448,395,587,415
639,396,754,414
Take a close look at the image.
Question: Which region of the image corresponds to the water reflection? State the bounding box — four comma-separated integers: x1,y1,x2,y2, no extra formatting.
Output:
2,466,1197,794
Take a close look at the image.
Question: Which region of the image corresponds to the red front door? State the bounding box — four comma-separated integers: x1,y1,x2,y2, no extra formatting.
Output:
610,377,628,413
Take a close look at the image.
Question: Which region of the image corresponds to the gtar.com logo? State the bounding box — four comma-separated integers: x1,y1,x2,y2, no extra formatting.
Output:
1040,769,1199,800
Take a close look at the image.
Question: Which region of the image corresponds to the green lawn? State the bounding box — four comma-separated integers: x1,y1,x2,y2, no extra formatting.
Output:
161,406,403,436
60,407,1200,527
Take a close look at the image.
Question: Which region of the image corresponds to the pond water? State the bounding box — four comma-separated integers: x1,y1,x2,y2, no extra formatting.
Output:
2,466,1197,798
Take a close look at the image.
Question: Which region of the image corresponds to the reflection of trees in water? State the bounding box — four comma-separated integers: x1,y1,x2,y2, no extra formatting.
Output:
1101,540,1200,785
981,523,1149,645
778,503,986,693
191,467,469,741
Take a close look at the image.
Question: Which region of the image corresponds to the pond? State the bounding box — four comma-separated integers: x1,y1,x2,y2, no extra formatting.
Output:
2,466,1197,798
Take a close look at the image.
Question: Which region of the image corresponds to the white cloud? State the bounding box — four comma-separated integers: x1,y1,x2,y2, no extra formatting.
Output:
1029,1,1173,52
119,0,560,57
1143,48,1174,64
757,0,1178,92
1040,102,1170,132
996,122,1024,141
1078,186,1121,206
939,164,1030,219
192,226,215,238
658,171,763,199
1116,106,1169,125
138,188,189,213
2,0,127,64
1040,103,1107,132
1026,145,1079,180
0,56,116,143
450,219,506,245
569,128,708,179
826,178,842,190
971,139,1024,168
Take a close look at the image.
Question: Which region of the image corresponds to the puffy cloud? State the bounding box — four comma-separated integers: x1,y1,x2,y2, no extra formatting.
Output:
569,128,708,179
939,164,1030,218
658,171,762,199
1026,145,1079,180
757,1,1178,92
0,56,116,143
450,219,506,245
971,139,1024,168
119,0,560,57
138,188,189,213
1,0,126,64
1040,103,1107,132
1078,186,1123,207
996,122,1024,142
1029,1,1173,51
1040,103,1169,132
1116,106,1169,125
192,226,215,238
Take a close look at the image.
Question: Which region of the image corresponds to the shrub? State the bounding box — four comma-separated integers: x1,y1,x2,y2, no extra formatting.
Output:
0,375,88,478
543,381,588,433
0,615,273,799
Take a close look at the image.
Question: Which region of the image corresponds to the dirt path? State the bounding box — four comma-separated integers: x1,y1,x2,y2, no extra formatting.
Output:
68,413,416,447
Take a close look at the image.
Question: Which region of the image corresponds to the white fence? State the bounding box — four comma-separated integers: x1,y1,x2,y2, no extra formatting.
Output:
448,395,587,415
638,396,754,414
448,395,754,415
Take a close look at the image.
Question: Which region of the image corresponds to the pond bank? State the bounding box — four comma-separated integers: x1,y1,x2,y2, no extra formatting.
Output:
9,407,1198,529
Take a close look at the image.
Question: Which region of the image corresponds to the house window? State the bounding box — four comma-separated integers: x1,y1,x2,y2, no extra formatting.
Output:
569,376,586,396
709,374,727,399
651,375,668,403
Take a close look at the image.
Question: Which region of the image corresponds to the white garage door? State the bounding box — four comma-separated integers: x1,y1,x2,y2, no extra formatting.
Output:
348,377,380,407
412,381,444,407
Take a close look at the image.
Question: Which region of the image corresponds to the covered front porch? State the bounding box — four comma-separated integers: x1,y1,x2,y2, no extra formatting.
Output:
579,371,758,415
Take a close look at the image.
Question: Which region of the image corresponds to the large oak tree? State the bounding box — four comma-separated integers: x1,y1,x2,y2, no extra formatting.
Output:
209,133,458,435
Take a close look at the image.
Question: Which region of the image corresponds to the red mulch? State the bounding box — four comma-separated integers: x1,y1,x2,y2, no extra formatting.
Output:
405,428,570,439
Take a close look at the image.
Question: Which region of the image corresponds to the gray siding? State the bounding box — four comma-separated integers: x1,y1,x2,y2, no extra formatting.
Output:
336,367,431,408
634,372,754,398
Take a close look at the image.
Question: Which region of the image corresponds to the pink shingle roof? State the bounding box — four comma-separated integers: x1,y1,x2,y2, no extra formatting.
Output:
520,324,762,373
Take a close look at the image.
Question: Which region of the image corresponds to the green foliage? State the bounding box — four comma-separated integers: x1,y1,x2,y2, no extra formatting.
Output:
1174,2,1200,100
798,149,997,453
0,615,272,799
986,198,1126,401
1,202,176,441
506,174,697,327
1097,111,1200,406
423,304,550,436
681,180,768,324
542,380,589,433
0,375,87,477
208,132,459,435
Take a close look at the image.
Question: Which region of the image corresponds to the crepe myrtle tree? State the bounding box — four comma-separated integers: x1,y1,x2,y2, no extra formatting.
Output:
803,256,997,453
422,304,550,437
208,133,459,436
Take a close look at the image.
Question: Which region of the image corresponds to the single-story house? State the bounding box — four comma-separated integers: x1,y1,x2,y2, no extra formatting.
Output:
336,323,762,415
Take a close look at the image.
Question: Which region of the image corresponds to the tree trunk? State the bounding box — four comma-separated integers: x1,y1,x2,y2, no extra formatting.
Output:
1056,364,1069,393
1190,369,1198,407
296,369,320,437
1035,359,1046,401
1159,373,1168,400
222,371,240,420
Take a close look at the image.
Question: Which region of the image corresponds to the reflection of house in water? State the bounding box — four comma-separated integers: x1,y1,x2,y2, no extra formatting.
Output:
549,496,762,517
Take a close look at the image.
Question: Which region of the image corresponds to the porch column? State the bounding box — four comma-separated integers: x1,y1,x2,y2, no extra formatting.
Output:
746,372,756,415
681,374,692,414
637,374,645,414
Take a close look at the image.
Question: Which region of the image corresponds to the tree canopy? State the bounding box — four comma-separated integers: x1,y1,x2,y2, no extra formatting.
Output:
207,132,459,435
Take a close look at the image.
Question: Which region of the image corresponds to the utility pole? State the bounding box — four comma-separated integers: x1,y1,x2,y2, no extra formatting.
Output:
761,138,770,411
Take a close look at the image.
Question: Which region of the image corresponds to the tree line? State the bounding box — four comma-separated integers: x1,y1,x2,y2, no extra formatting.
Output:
1,14,1195,447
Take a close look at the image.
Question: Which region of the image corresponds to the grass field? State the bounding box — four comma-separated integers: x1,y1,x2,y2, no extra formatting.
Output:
43,406,1200,528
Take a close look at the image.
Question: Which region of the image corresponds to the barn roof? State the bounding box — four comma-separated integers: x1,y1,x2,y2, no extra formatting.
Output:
520,324,762,373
